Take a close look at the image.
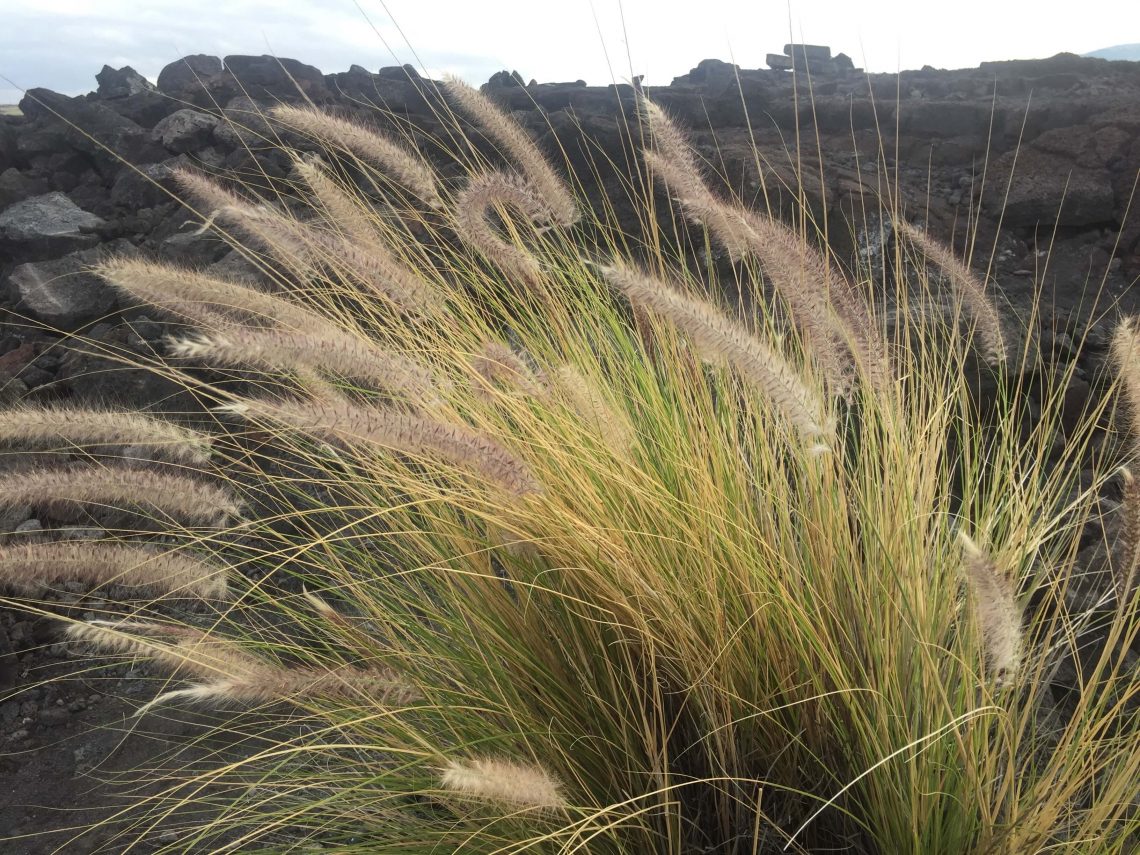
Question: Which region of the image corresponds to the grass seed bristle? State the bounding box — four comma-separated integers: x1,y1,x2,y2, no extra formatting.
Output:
271,104,442,208
441,757,567,810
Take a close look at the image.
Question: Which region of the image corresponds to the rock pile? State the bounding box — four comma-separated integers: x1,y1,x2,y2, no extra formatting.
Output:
765,43,858,74
0,48,1135,489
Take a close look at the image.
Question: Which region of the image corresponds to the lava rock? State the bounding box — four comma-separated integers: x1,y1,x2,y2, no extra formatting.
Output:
683,58,741,85
785,43,831,62
16,88,166,169
0,119,18,172
0,168,50,209
152,108,218,153
0,503,32,533
378,64,421,81
109,157,188,209
990,150,1117,227
484,70,526,90
212,96,275,150
0,192,103,258
101,90,175,129
156,54,223,97
222,55,330,101
95,65,156,99
56,350,194,411
3,240,128,329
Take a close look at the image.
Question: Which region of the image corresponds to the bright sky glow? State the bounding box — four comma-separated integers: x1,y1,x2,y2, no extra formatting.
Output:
1,0,1135,104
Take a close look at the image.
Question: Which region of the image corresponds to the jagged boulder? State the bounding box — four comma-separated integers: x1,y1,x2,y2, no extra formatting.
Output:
95,65,156,99
3,241,128,329
152,109,218,153
156,55,223,97
16,88,165,169
222,55,330,101
109,157,188,209
0,192,103,258
0,120,18,173
484,70,526,90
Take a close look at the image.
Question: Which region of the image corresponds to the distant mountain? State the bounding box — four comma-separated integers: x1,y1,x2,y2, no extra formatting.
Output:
1083,43,1140,61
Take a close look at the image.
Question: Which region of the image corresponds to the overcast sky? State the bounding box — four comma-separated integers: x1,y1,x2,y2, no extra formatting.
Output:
1,0,1135,104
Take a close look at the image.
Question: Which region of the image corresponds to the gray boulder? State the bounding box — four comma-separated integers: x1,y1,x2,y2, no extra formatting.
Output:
157,55,223,96
0,120,17,172
95,65,156,99
4,241,128,329
17,88,165,168
108,159,178,209
684,59,741,84
0,192,103,257
212,96,272,149
152,109,218,152
222,55,330,101
784,43,832,62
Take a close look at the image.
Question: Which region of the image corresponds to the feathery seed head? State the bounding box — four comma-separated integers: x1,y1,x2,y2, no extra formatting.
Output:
168,327,441,400
1116,467,1140,604
639,100,756,260
0,542,227,599
97,256,318,331
894,219,1007,364
443,75,579,227
602,260,830,444
453,171,550,287
1112,316,1140,457
174,168,317,263
0,406,212,465
958,532,1023,685
554,364,634,455
640,100,889,394
293,158,384,248
67,619,420,713
271,104,443,208
472,342,548,399
222,397,541,498
441,757,567,810
0,467,242,528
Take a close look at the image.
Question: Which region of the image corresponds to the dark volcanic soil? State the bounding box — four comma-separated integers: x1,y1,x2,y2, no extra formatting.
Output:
0,652,199,853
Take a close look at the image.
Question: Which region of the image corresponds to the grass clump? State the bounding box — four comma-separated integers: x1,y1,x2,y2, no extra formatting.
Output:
1,78,1137,855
